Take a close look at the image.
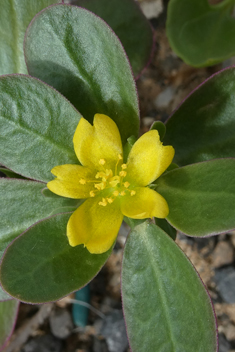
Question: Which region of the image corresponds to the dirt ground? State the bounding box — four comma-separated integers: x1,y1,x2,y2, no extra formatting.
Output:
3,0,235,351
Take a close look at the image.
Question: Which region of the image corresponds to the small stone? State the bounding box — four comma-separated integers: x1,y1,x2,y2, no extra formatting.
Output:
154,87,175,109
20,334,62,352
224,323,235,341
142,117,155,127
212,241,234,268
218,333,232,352
98,310,129,352
139,0,163,19
214,267,235,304
49,307,73,339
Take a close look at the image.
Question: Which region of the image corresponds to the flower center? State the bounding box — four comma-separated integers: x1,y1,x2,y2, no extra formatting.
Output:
79,154,136,206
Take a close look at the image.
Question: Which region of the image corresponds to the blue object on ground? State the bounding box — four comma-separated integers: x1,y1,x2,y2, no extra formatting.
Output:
72,285,90,327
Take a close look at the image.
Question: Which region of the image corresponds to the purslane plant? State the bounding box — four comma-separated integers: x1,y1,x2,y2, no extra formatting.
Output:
0,3,235,352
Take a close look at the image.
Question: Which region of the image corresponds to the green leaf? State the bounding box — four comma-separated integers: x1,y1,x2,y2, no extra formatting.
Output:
164,67,235,166
156,159,235,237
0,300,19,350
0,178,79,261
0,0,62,75
122,222,217,352
167,0,235,67
0,75,81,182
0,213,112,303
24,4,140,143
150,121,166,141
64,0,153,77
154,218,177,240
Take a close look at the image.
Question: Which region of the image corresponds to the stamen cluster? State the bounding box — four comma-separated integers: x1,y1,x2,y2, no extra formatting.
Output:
79,154,136,206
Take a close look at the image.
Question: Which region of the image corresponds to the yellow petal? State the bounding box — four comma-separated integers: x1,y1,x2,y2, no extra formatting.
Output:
120,186,169,219
73,114,123,169
47,164,96,199
67,197,123,254
127,130,175,186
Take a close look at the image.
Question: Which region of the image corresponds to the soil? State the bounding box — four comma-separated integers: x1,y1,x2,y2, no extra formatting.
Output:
3,0,235,351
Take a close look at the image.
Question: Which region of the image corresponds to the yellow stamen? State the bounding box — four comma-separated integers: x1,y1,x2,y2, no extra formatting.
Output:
99,159,106,165
124,182,130,188
94,182,106,190
99,198,107,206
118,154,123,160
121,164,127,169
107,197,114,204
119,170,127,177
109,176,120,187
113,190,119,197
105,169,113,177
79,178,86,185
90,191,95,197
120,191,126,196
130,190,136,196
95,172,104,179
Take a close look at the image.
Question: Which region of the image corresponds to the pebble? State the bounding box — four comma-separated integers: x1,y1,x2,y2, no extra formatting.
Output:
218,333,232,352
224,323,235,341
139,0,163,19
96,310,129,352
154,87,175,109
20,334,63,352
49,307,74,339
212,241,234,268
142,116,155,127
214,267,235,304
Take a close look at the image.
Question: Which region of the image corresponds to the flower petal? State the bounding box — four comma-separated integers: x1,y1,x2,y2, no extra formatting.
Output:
120,186,169,219
127,130,175,186
73,114,123,169
67,197,123,254
47,164,96,199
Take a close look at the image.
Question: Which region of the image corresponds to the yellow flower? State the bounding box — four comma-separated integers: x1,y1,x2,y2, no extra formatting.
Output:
47,114,175,254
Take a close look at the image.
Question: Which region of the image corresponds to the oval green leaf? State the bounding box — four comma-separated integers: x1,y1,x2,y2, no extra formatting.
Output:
24,4,139,143
65,0,153,77
167,0,235,67
0,300,19,351
165,67,235,166
156,159,235,237
0,213,112,303
122,222,217,352
0,0,62,75
0,178,79,262
0,75,81,182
